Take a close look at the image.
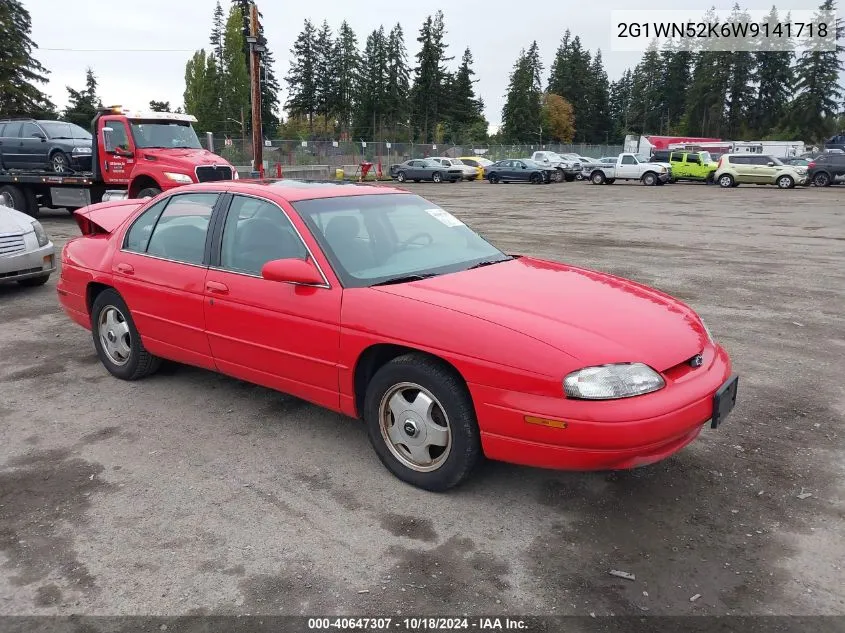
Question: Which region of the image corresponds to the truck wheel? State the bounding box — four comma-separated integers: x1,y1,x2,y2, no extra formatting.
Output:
0,185,37,216
591,171,606,185
642,172,657,186
136,187,162,199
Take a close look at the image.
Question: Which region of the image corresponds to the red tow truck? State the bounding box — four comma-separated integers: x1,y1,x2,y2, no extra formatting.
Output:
0,106,236,216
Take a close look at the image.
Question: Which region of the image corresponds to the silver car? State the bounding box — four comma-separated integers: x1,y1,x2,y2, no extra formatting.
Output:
0,200,56,286
429,157,477,181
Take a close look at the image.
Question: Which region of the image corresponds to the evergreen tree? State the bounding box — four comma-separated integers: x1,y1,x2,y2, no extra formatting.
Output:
681,10,732,136
385,24,411,138
500,41,543,143
657,43,692,134
0,0,55,118
149,100,170,112
314,21,335,134
184,50,222,134
221,6,251,133
609,69,634,141
410,11,452,143
331,21,360,136
588,50,612,143
446,48,487,143
724,6,757,138
750,8,795,136
285,19,318,130
547,33,592,141
790,0,844,141
628,41,662,134
209,0,225,70
354,27,388,139
64,69,102,129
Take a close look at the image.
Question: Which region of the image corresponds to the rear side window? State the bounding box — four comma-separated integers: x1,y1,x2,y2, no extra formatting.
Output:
144,193,218,265
123,199,168,253
3,122,21,138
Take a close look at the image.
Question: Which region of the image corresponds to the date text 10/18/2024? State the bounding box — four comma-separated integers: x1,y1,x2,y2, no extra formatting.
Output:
307,617,529,630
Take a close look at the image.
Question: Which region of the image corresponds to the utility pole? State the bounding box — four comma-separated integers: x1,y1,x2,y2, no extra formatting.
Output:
247,2,264,177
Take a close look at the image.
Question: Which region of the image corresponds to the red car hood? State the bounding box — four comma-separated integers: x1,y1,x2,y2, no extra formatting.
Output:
374,257,708,372
137,147,232,168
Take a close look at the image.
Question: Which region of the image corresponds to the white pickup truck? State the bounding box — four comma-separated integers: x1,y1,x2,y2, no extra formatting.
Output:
530,151,581,182
583,153,671,185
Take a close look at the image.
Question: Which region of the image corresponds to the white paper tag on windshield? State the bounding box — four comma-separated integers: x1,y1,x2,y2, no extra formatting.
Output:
425,208,464,227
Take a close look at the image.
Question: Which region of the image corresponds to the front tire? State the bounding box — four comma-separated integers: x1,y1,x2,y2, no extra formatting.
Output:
530,173,542,184
777,175,795,189
91,289,162,381
136,187,162,199
432,171,442,183
488,173,500,184
642,172,657,186
591,171,606,185
813,172,831,187
396,171,407,183
364,354,482,492
51,151,71,174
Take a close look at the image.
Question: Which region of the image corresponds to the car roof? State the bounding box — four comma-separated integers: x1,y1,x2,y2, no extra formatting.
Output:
169,179,411,203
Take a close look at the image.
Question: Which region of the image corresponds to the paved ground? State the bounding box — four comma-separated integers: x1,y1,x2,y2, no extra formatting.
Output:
1,180,843,618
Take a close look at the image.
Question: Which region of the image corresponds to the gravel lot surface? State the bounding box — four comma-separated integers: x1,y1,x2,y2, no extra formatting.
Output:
1,180,843,618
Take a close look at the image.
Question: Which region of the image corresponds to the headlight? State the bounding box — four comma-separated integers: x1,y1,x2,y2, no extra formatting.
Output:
657,166,666,172
31,220,49,247
563,363,665,400
164,172,193,183
72,146,92,154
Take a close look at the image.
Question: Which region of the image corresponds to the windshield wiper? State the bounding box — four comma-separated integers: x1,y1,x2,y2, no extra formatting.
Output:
370,273,439,287
464,256,513,271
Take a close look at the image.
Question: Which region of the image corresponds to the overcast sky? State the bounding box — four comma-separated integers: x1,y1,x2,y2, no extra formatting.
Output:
25,0,826,131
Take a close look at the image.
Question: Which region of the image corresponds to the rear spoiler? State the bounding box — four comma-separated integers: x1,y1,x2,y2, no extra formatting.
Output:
73,199,144,235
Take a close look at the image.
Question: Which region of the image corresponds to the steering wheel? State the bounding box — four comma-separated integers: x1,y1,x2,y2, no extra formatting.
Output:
398,232,434,250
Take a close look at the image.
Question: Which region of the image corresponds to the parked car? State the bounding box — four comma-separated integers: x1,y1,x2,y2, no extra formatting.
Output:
56,180,737,491
666,151,719,183
784,157,811,167
390,159,462,183
807,152,845,186
0,196,56,286
714,154,809,189
530,151,580,181
429,157,477,181
584,153,671,185
456,156,493,180
0,119,93,173
485,159,556,184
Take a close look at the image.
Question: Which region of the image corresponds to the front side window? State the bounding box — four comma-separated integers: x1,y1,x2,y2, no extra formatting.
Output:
219,195,307,275
129,121,202,149
103,119,131,151
144,193,218,265
294,193,507,288
621,155,637,165
21,122,41,138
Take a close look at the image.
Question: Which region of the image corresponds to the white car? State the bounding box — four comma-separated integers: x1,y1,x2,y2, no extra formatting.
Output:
0,199,56,286
429,157,477,181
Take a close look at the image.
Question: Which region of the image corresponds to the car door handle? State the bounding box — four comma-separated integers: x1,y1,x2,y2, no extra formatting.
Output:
206,280,229,294
115,263,134,275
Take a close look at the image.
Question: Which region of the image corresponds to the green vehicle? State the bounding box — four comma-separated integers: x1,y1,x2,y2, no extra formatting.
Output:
667,151,718,183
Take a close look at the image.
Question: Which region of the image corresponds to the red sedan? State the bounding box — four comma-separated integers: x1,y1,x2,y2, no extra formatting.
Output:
57,181,737,491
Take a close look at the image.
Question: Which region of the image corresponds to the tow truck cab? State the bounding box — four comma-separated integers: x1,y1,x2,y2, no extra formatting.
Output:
91,106,237,198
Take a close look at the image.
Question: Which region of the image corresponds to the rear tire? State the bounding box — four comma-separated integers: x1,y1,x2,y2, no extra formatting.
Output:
363,354,482,492
813,172,831,187
718,174,734,188
91,288,162,381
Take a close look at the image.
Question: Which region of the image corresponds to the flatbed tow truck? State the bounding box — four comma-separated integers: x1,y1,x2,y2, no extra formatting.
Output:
0,106,235,216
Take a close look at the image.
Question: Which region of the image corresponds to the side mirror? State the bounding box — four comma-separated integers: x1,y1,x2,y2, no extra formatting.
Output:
261,258,323,285
32,132,46,141
522,164,527,169
767,161,774,166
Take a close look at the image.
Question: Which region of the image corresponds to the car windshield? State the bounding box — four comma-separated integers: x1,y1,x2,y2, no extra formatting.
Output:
129,121,202,149
701,152,712,163
450,159,464,165
40,121,92,140
293,193,509,288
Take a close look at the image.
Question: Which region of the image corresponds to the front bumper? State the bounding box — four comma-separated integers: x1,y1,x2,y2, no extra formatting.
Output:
0,240,56,284
471,344,733,471
657,172,671,183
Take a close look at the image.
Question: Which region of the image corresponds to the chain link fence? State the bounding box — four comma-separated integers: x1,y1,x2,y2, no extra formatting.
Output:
210,137,624,174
